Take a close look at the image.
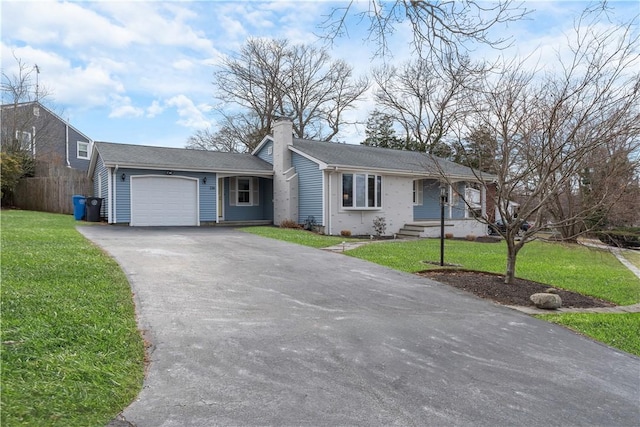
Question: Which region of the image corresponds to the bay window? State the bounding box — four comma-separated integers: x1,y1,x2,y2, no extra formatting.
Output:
342,173,382,209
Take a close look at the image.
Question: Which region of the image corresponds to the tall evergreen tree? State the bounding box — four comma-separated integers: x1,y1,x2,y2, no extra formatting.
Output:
361,110,402,148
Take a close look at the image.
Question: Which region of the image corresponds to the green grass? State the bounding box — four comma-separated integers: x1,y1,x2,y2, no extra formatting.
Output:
240,225,362,248
346,239,640,306
536,313,640,356
621,250,640,269
1,210,145,426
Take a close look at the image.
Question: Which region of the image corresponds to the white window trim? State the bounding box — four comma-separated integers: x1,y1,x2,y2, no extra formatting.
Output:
413,179,423,206
77,141,90,160
341,172,383,210
15,130,32,146
229,177,260,207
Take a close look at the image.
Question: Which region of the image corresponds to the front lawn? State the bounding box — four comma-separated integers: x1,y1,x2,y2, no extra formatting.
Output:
536,313,640,356
621,250,640,269
346,239,640,306
1,210,145,426
241,225,362,248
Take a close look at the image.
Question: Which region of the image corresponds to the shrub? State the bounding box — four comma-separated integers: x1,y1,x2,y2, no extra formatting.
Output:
466,234,477,241
280,219,301,229
597,228,640,248
445,233,454,239
373,216,387,237
340,229,352,237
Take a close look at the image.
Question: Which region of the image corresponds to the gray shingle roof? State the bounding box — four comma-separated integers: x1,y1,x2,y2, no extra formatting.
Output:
94,142,273,174
291,138,489,180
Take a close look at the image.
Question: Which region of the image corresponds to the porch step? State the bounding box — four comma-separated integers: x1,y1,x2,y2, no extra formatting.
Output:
397,229,421,237
397,222,453,238
402,224,429,232
397,224,425,238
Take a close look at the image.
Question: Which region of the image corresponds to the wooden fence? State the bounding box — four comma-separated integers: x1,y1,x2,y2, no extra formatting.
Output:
13,163,92,215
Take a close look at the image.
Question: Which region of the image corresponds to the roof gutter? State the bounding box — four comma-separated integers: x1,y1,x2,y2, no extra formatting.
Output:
101,162,274,176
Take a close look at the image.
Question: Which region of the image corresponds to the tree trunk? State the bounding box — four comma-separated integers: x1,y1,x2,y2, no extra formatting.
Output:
504,238,517,284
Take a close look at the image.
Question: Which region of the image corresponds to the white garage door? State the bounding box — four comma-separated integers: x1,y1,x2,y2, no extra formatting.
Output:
130,176,199,226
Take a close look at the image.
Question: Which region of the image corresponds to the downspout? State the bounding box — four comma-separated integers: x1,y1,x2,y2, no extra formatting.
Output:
113,165,118,224
32,126,37,158
327,170,331,235
65,123,71,167
107,167,113,223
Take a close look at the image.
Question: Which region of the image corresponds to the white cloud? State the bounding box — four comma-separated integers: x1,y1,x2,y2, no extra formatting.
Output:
165,95,212,129
109,95,144,119
146,100,165,118
172,59,195,71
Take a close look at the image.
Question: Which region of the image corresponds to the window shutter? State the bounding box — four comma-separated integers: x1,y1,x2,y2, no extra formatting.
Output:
415,180,423,205
252,177,259,206
229,177,236,206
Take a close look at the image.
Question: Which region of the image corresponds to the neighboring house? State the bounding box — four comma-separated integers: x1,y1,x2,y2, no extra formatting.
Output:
89,118,493,236
0,101,93,171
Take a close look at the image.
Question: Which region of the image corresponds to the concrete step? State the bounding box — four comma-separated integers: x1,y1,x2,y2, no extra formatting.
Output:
402,225,427,232
397,229,421,237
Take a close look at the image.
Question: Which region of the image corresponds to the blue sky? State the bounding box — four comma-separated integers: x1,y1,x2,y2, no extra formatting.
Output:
2,0,637,148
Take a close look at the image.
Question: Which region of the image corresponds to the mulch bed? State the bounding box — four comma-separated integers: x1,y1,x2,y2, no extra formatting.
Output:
417,269,616,308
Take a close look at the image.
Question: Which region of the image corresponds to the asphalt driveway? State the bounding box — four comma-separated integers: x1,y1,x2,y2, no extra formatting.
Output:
77,226,640,427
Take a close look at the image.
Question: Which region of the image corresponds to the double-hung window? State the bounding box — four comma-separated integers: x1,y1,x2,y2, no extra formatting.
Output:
237,177,251,204
229,177,260,206
77,141,90,159
342,173,382,209
15,131,32,151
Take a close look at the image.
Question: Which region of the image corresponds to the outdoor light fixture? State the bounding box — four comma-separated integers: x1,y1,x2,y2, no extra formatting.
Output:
121,173,126,182
203,176,207,184
440,183,447,267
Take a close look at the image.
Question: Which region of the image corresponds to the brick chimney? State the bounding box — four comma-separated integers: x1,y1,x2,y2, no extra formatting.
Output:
271,117,298,225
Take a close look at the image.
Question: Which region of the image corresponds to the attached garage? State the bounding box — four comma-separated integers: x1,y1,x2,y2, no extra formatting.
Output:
130,175,199,226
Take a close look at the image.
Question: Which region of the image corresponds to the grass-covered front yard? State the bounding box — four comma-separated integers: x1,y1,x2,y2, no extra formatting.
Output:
1,210,145,426
242,226,640,356
2,216,637,426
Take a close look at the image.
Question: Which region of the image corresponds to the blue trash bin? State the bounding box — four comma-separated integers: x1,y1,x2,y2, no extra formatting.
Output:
72,195,86,220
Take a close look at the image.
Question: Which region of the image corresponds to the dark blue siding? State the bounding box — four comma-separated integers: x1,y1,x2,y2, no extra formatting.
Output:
292,153,323,225
68,127,91,171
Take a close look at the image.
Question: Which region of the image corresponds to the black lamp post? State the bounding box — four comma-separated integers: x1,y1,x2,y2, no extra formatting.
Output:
440,183,446,266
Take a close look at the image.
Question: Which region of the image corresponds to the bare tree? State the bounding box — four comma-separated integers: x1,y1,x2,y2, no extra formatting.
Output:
1,53,59,157
373,53,481,156
321,1,529,58
185,127,246,153
452,7,640,284
205,38,369,151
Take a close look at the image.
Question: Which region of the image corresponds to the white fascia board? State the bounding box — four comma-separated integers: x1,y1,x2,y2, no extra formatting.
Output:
326,164,435,177
251,135,274,155
288,146,327,169
101,162,274,176
326,165,493,182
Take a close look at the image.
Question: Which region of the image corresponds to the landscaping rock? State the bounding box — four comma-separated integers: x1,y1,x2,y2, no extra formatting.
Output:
530,293,562,309
545,288,559,294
